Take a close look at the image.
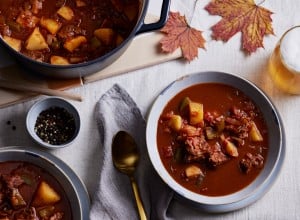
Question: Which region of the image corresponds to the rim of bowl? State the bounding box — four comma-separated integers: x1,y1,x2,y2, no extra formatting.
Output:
0,146,90,219
26,97,81,148
146,71,285,210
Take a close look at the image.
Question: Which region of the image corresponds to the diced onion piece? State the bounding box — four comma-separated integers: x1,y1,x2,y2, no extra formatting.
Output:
40,17,61,35
63,36,87,52
32,181,61,207
25,27,49,50
3,36,21,52
181,124,200,137
50,56,69,65
76,0,87,7
94,28,115,45
168,115,182,131
57,6,74,21
249,122,263,142
205,127,217,140
39,206,55,218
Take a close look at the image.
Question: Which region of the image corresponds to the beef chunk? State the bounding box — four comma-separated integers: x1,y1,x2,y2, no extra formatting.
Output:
14,207,39,220
2,175,24,189
185,136,209,160
0,175,26,209
240,153,264,173
50,212,64,220
208,142,229,166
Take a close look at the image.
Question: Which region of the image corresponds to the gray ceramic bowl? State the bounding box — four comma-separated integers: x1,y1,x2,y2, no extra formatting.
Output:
146,71,285,213
26,97,80,149
0,146,90,219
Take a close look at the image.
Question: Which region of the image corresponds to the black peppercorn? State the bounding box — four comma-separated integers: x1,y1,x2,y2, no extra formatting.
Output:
34,107,76,145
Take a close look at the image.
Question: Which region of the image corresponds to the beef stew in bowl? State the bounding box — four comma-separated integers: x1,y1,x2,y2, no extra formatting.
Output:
0,161,72,219
157,83,268,197
146,71,285,212
0,146,90,219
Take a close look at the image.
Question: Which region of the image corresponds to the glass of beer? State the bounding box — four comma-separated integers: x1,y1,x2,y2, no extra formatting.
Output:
268,26,300,94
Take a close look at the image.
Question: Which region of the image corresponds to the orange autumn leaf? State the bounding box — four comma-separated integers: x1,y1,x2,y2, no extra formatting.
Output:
205,0,274,53
160,12,205,61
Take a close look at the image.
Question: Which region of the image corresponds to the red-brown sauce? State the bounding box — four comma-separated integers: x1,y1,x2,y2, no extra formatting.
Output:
157,83,268,196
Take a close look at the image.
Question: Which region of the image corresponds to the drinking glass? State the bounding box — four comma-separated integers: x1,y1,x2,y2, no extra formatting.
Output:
268,26,300,94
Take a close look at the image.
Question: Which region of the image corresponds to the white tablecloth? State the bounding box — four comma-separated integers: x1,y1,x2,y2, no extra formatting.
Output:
0,0,299,219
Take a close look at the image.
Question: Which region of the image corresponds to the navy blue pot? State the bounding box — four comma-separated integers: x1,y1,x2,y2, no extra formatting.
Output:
0,0,171,79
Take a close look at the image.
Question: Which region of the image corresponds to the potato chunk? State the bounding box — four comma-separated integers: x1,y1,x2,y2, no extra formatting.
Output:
57,6,74,21
221,136,239,157
40,17,61,35
63,36,87,52
32,181,61,207
249,122,263,142
185,165,204,178
168,115,182,131
50,56,69,65
3,36,22,52
25,27,49,50
94,28,115,45
188,101,204,125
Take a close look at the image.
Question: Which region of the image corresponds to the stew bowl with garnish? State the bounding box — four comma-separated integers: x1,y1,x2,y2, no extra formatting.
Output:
0,146,90,219
146,71,285,212
0,0,170,78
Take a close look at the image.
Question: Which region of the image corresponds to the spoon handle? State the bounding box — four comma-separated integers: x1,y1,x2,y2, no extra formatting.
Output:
130,177,147,220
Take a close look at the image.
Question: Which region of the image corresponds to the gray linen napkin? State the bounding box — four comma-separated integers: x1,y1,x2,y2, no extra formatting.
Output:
90,84,174,220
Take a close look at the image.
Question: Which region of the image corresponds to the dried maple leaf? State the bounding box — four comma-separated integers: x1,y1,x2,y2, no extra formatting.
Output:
160,12,205,61
205,0,274,53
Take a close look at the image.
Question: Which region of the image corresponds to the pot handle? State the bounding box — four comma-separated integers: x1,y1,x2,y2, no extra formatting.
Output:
136,0,171,35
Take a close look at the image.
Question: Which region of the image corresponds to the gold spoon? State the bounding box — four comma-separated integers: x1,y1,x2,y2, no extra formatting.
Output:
112,131,147,220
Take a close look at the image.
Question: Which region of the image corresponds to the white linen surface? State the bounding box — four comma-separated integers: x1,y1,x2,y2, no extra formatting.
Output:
0,0,299,219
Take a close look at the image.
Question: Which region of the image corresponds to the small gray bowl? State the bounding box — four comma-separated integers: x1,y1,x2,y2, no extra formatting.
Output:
146,71,286,213
26,97,80,149
0,146,90,219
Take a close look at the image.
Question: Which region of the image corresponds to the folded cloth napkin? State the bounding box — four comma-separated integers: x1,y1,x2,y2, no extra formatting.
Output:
90,84,174,220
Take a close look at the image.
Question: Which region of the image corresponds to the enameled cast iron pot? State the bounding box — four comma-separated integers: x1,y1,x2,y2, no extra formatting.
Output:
0,0,170,79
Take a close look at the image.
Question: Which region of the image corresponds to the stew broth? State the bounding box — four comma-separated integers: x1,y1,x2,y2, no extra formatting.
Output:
157,83,269,196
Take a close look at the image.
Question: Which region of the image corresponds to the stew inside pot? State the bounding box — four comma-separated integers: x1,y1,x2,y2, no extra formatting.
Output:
0,0,139,64
157,83,269,196
0,161,72,220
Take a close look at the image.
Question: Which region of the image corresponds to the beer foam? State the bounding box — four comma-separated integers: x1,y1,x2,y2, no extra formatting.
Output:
280,27,300,72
